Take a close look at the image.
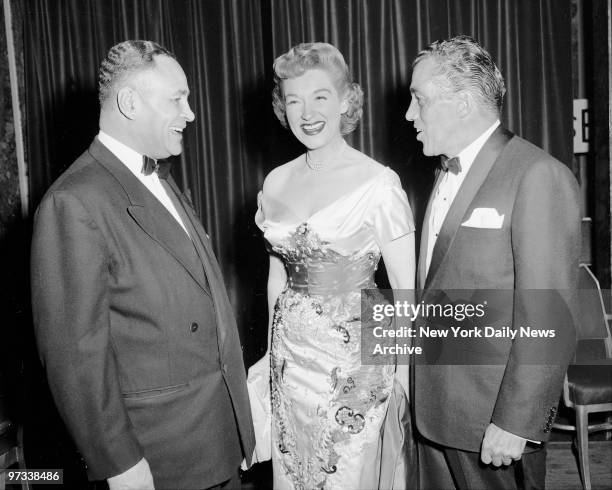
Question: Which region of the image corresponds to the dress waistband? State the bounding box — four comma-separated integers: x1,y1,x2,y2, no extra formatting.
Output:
285,253,378,297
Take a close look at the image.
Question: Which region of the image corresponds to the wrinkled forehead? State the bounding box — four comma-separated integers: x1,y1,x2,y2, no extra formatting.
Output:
135,55,189,93
411,58,436,87
410,57,447,95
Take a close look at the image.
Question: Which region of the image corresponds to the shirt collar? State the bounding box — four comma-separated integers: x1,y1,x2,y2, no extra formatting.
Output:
454,120,500,175
97,130,149,177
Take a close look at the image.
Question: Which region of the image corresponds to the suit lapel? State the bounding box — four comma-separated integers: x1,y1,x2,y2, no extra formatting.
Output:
424,127,513,289
165,177,229,350
89,139,211,295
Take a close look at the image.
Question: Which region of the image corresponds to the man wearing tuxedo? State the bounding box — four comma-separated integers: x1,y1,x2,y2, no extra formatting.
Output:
407,36,580,489
31,40,254,489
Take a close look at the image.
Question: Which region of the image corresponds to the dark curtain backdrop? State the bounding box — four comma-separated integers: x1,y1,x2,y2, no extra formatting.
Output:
23,0,573,364
20,0,572,483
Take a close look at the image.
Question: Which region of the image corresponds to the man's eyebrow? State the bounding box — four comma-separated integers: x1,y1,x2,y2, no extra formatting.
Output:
173,88,190,96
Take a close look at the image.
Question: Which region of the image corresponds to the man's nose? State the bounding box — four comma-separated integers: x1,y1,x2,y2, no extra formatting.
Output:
405,99,418,122
183,101,195,122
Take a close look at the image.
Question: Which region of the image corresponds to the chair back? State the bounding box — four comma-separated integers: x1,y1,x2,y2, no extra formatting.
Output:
575,264,612,362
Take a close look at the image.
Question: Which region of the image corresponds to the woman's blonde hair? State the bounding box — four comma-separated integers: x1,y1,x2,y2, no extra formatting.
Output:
272,42,363,135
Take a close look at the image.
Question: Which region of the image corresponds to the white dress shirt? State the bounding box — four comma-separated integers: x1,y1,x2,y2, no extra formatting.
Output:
97,131,190,237
425,120,500,274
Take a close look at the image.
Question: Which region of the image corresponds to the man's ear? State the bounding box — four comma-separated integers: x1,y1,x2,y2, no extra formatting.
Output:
117,87,137,120
456,91,473,119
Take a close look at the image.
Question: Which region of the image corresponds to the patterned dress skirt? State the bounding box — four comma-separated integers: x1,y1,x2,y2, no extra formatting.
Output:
270,251,410,489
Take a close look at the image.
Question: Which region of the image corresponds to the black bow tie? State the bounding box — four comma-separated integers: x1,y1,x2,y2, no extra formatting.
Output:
142,156,171,179
440,156,461,175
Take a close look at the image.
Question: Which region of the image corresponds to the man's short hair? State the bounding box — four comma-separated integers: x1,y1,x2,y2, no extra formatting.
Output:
413,35,506,114
98,40,175,105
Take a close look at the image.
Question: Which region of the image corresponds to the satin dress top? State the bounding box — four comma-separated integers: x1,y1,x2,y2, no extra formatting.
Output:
256,164,414,490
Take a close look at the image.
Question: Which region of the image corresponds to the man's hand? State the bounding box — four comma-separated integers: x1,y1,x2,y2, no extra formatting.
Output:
107,458,155,490
480,423,527,467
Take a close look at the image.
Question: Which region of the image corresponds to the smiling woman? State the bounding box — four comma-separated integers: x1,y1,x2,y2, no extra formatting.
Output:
247,42,417,490
282,68,347,156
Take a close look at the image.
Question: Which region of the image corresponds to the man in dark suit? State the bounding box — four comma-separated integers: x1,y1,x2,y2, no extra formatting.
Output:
406,36,580,489
31,40,254,490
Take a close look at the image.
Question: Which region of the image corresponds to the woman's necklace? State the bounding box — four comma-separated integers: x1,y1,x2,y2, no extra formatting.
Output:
305,140,347,171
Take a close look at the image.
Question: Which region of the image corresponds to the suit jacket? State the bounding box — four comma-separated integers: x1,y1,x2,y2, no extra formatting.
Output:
31,138,255,489
414,127,580,452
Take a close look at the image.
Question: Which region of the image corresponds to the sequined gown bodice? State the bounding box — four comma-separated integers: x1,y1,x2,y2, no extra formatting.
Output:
282,225,378,296
256,165,414,490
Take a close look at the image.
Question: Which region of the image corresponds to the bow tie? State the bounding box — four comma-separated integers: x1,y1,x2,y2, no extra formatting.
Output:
440,156,461,175
142,156,171,179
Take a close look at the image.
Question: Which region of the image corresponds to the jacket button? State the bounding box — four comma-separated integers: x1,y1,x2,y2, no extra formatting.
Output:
190,322,199,333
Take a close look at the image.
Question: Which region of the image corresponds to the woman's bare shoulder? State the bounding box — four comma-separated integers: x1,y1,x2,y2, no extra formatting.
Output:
262,155,303,196
344,146,388,180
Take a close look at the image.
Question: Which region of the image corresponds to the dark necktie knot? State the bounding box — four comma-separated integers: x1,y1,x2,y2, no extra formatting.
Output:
440,156,461,174
142,155,171,179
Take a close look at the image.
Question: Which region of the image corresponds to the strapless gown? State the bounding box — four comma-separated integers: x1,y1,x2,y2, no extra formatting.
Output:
256,166,415,489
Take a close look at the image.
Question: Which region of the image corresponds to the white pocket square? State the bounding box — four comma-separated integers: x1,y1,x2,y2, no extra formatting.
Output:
461,208,504,229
